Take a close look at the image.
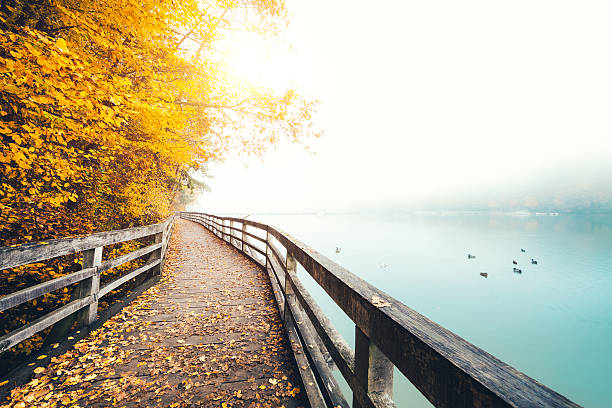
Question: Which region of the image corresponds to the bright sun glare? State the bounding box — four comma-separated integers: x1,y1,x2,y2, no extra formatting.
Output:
225,36,294,93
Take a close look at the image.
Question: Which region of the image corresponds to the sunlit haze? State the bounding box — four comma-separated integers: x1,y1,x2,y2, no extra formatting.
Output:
224,33,294,93
192,0,612,214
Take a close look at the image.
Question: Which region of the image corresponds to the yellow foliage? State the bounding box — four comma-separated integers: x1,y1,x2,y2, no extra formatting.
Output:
0,0,318,375
1,0,317,243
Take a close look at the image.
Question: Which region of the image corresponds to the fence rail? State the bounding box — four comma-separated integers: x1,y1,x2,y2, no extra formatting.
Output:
0,216,175,353
180,211,582,408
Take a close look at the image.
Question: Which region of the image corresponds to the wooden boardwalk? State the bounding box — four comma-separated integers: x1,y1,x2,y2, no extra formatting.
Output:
2,219,307,408
1,212,584,407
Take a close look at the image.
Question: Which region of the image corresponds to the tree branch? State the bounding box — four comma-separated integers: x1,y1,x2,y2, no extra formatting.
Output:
45,25,79,34
175,98,252,110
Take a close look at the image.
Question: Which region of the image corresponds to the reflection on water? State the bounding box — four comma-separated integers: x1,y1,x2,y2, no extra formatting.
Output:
253,212,612,408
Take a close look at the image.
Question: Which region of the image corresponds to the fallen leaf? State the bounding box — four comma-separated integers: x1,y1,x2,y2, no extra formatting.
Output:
371,296,391,308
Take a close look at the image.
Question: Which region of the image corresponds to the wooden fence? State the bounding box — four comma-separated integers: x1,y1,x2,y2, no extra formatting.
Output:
0,216,175,354
180,212,582,408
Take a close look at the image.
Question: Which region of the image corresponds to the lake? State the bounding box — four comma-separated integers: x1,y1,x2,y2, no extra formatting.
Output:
248,212,612,407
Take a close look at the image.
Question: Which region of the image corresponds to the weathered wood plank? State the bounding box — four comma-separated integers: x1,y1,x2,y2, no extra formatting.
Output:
267,241,286,271
263,253,326,408
244,246,265,269
190,213,268,231
242,229,267,243
160,219,175,271
266,248,286,290
267,252,380,407
239,218,268,230
0,267,96,312
0,223,165,271
281,265,350,408
98,259,161,298
272,254,355,380
148,231,163,276
0,296,92,353
245,240,266,256
76,247,102,326
353,326,395,408
98,242,162,273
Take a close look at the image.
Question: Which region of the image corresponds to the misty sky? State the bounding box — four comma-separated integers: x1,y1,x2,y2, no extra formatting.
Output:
191,0,612,213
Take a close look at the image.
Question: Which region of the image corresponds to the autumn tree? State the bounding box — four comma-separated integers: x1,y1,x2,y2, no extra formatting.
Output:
0,0,318,368
1,0,317,240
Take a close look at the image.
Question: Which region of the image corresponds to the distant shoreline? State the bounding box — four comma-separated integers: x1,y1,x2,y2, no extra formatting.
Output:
192,210,612,217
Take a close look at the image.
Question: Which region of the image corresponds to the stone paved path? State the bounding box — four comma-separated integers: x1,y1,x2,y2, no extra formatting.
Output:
2,219,307,408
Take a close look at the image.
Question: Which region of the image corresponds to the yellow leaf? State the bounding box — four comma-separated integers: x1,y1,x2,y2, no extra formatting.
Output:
37,355,47,360
33,367,45,374
55,38,69,53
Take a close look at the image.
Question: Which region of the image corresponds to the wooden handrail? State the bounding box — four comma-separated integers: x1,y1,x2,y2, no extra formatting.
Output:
0,215,176,354
0,222,168,270
180,211,582,408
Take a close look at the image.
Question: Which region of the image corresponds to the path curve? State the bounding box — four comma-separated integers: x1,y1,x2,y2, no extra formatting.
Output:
2,219,307,408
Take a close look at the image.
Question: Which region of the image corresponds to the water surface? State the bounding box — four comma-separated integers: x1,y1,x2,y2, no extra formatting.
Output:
251,212,612,407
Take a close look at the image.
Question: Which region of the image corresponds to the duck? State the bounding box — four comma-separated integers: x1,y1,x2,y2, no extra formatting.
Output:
480,272,488,278
513,267,522,274
512,260,517,265
335,247,341,254
531,259,538,265
467,254,476,259
521,248,526,253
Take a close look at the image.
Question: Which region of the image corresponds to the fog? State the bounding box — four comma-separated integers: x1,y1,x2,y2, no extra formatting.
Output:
190,0,612,214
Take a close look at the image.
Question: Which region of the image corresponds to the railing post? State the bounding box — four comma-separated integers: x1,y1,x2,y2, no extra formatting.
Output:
241,221,247,252
230,220,235,247
77,246,102,326
265,227,270,269
160,219,171,270
150,231,163,276
283,251,297,322
353,326,394,407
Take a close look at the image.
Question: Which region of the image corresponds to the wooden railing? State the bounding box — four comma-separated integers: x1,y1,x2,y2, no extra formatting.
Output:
180,212,582,408
0,216,175,353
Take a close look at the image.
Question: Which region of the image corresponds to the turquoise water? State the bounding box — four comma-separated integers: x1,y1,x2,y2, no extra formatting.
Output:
252,212,612,407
